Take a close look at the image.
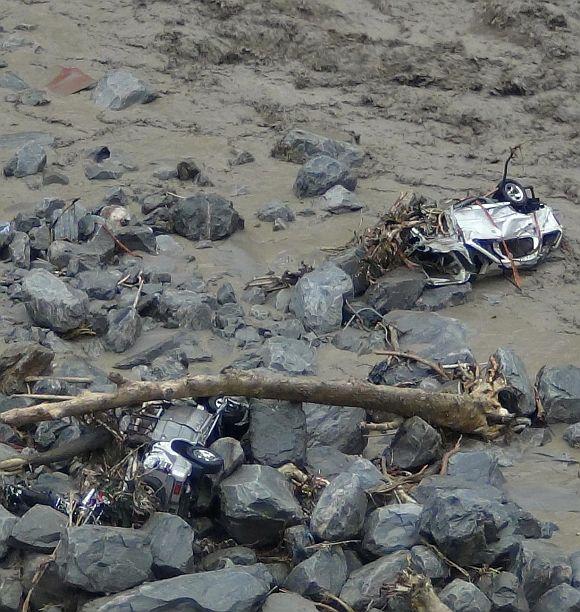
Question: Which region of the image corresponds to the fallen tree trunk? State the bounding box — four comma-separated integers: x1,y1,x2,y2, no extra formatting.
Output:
0,370,495,435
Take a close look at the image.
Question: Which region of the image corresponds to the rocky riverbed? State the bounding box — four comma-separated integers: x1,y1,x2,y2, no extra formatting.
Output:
0,0,579,610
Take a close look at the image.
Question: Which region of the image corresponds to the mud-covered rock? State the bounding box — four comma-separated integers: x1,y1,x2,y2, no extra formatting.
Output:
493,347,535,416
362,504,423,557
218,464,303,545
416,283,472,311
510,539,572,606
80,566,271,612
249,399,307,467
294,155,357,197
537,365,580,423
0,506,17,559
0,341,53,394
200,546,257,571
156,288,213,330
290,263,353,333
320,184,364,214
339,551,411,611
284,546,348,598
56,525,152,593
262,592,318,612
143,512,194,578
478,571,529,612
446,450,505,487
304,402,366,454
10,505,67,552
104,307,142,353
272,129,364,167
534,583,580,612
257,201,296,222
439,579,492,612
172,194,243,241
365,268,426,314
310,473,367,542
386,416,443,470
262,336,316,375
563,423,580,448
328,245,369,296
75,269,119,300
8,231,30,268
92,69,156,110
0,569,22,612
22,270,89,333
4,142,47,177
217,282,237,305
114,225,157,254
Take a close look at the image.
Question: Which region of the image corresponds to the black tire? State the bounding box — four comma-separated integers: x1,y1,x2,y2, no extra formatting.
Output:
496,179,528,208
171,440,224,474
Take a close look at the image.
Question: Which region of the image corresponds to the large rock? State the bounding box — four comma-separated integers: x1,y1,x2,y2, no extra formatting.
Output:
51,200,88,242
563,423,580,448
493,347,535,416
305,446,356,481
510,539,572,606
172,194,243,241
415,283,472,311
478,572,528,612
284,525,315,565
319,185,364,214
0,506,17,559
257,201,295,222
446,451,505,487
272,129,364,167
103,307,142,353
0,341,53,394
249,399,307,467
534,583,580,612
200,546,257,571
294,155,357,198
262,592,318,612
0,569,22,612
81,567,271,612
56,525,153,593
10,505,67,552
92,69,156,110
156,288,213,330
410,544,449,582
210,437,245,478
328,245,369,296
75,269,119,300
439,579,492,612
22,270,89,333
419,488,511,566
339,551,411,611
262,336,316,375
4,142,46,177
8,230,30,268
290,263,353,333
386,416,443,470
143,512,194,578
304,403,366,454
284,547,348,598
537,365,580,423
218,464,303,545
362,504,423,557
365,268,426,314
310,473,367,542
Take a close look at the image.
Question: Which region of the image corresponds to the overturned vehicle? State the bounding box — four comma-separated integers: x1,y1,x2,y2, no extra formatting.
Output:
363,174,563,287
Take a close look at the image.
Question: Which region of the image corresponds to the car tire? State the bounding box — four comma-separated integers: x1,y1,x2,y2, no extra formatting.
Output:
497,179,528,208
187,446,224,474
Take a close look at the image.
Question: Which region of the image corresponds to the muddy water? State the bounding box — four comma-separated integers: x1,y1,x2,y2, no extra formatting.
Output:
0,0,579,550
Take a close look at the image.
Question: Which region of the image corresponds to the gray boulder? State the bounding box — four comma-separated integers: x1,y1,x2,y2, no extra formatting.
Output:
294,155,357,198
257,201,295,222
284,546,348,598
439,579,492,612
563,423,580,448
319,185,364,214
22,270,89,334
537,365,580,423
272,129,364,167
304,403,366,454
446,450,505,487
51,200,88,242
156,288,213,330
410,545,448,582
365,268,426,314
419,488,511,566
362,503,423,557
0,506,17,558
416,283,472,311
200,546,257,571
218,464,303,545
305,446,356,481
290,263,353,333
572,551,580,587
284,525,315,565
493,347,535,416
0,341,53,395
80,567,271,612
104,307,142,353
114,226,157,254
92,69,156,110
10,505,67,552
339,551,411,611
479,571,529,612
249,399,307,467
217,282,237,305
172,194,243,241
56,525,152,593
386,416,443,470
510,539,572,606
534,583,580,612
143,513,194,578
0,569,22,612
4,142,46,177
262,592,318,612
328,245,369,297
262,336,316,375
8,231,30,268
210,436,245,478
75,270,119,300
310,473,367,542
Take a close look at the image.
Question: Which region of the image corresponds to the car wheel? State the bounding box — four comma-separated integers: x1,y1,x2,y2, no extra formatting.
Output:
497,179,528,208
187,446,224,474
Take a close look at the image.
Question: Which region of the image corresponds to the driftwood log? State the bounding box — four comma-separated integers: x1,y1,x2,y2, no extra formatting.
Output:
0,370,495,435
